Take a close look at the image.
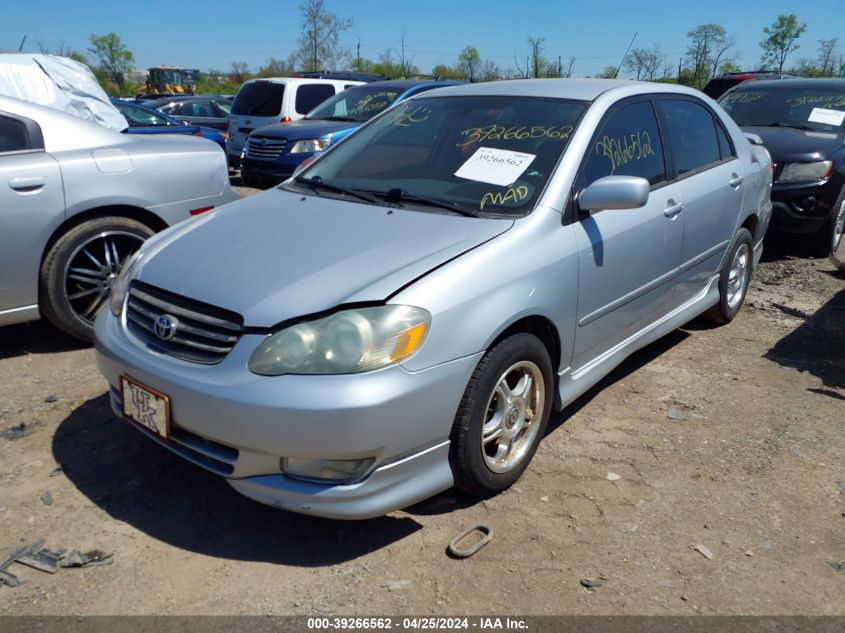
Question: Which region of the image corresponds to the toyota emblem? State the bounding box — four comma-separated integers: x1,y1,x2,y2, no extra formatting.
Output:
154,314,179,341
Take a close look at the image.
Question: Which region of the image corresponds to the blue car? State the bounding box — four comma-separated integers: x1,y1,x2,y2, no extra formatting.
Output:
240,79,461,187
110,98,228,149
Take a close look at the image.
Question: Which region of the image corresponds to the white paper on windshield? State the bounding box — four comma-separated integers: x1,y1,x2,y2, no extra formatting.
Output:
454,147,536,187
808,107,845,127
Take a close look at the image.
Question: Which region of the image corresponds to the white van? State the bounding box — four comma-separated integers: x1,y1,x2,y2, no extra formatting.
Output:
227,77,361,167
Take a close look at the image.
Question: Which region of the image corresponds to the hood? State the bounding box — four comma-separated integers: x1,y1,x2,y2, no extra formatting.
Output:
135,188,513,327
741,125,845,162
251,118,359,141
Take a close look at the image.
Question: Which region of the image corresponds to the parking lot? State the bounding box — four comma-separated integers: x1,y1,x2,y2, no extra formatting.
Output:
1,236,842,615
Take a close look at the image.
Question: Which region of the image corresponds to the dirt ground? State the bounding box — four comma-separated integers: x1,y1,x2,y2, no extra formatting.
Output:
0,228,843,616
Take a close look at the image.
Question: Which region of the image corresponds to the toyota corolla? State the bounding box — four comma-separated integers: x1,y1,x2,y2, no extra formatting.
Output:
95,79,772,519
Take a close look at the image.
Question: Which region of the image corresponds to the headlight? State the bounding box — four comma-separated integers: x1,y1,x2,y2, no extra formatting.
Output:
289,137,331,154
248,305,430,375
109,250,142,317
777,161,833,183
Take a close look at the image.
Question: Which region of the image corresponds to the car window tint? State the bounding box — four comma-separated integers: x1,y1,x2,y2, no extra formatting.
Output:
0,116,29,152
232,82,285,116
296,84,336,115
216,101,231,115
582,100,666,186
662,100,722,174
716,122,734,159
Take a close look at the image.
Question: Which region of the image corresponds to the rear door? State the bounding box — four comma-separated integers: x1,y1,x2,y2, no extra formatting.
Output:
656,97,744,301
571,97,685,368
228,81,287,157
0,113,64,319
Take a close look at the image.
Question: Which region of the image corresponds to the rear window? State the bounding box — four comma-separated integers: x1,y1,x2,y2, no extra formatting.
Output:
295,84,336,115
232,82,285,116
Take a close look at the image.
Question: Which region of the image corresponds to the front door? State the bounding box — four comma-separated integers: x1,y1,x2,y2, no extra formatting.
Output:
570,98,685,369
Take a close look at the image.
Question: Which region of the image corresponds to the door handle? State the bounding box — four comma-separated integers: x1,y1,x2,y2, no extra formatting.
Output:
9,177,44,193
729,173,744,188
663,200,684,218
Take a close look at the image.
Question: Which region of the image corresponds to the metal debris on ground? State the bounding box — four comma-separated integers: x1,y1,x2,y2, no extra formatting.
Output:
447,524,493,559
690,543,714,560
0,539,112,587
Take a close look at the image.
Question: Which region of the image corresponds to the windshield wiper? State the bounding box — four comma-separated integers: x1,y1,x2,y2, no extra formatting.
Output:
293,176,380,204
364,188,478,217
755,122,815,131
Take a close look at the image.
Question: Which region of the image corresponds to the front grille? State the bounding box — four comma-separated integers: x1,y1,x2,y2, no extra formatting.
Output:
125,282,244,365
246,136,287,160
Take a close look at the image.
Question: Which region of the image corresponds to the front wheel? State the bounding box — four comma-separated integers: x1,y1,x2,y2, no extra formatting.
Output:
703,227,753,324
449,333,553,497
39,217,154,342
810,191,845,258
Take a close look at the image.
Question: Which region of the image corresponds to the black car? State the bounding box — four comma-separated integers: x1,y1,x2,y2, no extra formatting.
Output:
141,96,232,130
719,79,845,256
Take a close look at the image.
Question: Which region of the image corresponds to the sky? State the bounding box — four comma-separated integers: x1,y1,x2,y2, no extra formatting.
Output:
1,0,842,78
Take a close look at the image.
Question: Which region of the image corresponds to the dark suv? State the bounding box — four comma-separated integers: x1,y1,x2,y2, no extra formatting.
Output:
703,72,797,99
718,78,845,256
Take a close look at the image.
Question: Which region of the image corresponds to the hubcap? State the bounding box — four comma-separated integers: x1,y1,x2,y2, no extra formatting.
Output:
833,201,845,251
63,231,145,324
480,360,545,474
726,243,751,311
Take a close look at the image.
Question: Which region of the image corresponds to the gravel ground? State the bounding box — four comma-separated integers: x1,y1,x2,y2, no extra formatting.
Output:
0,232,843,615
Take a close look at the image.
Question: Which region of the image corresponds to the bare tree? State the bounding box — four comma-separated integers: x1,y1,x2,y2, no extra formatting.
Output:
289,0,353,72
623,44,666,80
710,35,737,78
685,24,728,88
480,59,501,81
230,61,249,84
514,53,531,78
527,36,547,78
818,38,839,77
394,33,417,78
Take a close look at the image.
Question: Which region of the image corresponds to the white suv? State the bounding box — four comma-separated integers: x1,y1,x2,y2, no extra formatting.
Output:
227,78,361,168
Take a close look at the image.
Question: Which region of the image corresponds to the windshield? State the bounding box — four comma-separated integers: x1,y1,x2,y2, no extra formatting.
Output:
293,95,587,217
231,82,285,116
115,102,171,127
307,86,403,122
719,84,845,132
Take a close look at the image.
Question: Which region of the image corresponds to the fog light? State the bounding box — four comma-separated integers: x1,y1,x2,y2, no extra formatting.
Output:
282,457,375,484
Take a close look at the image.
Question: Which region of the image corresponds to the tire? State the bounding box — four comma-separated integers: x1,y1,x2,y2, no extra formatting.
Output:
702,227,753,324
449,333,554,497
810,188,845,258
39,216,154,342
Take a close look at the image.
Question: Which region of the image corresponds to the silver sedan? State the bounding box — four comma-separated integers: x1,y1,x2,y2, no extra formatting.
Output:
0,95,239,340
94,79,772,518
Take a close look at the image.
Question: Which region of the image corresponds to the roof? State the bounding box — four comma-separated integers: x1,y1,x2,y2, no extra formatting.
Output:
348,79,462,91
417,78,669,101
733,78,845,90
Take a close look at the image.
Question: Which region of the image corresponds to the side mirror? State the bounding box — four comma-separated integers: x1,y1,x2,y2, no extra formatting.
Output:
744,132,764,146
578,175,650,212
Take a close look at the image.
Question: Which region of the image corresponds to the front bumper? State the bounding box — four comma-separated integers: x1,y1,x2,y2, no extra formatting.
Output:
241,153,309,184
94,310,481,519
769,176,843,234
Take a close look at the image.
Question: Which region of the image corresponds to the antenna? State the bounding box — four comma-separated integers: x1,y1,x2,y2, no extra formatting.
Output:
615,31,637,78
18,35,27,52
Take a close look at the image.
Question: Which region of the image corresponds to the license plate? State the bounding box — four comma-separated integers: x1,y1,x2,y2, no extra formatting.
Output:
120,374,171,439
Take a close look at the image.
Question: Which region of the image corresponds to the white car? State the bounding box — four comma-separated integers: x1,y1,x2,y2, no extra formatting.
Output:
226,77,361,168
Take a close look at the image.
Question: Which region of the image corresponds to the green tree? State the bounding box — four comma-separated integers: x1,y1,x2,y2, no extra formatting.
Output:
527,36,548,78
432,63,457,79
760,14,807,74
88,33,134,93
818,38,839,77
289,0,353,72
598,66,619,79
457,46,481,81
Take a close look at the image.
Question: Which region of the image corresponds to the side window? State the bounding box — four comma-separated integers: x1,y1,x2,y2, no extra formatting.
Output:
295,84,335,114
716,122,734,160
662,99,721,175
0,116,30,153
582,100,666,187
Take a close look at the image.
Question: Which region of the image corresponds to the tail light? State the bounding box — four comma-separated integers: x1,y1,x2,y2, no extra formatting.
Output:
280,116,293,123
189,206,214,216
